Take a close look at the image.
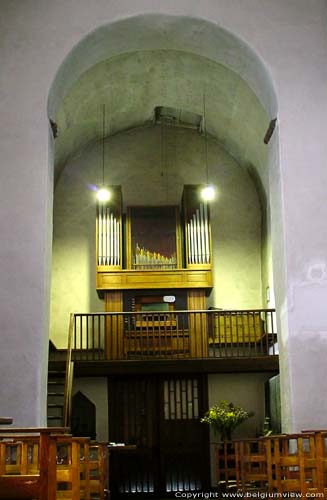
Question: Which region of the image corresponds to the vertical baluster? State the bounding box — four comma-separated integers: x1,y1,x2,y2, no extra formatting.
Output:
221,313,225,358
169,311,173,359
270,310,275,355
92,314,95,360
264,310,269,355
227,312,232,357
235,313,244,356
215,312,219,358
254,311,258,357
79,315,82,361
97,315,101,360
74,315,77,360
259,310,264,355
86,314,89,361
247,311,251,355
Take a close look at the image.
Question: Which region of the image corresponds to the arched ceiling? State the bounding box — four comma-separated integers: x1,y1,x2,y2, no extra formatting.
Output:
55,49,270,189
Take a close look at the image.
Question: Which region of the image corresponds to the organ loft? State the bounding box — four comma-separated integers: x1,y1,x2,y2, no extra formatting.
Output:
95,184,214,359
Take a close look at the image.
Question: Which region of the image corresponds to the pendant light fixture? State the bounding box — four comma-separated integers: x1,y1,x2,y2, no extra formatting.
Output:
97,104,111,202
201,94,216,202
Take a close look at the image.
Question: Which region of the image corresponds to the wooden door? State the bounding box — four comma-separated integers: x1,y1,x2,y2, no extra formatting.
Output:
159,375,210,493
108,374,209,498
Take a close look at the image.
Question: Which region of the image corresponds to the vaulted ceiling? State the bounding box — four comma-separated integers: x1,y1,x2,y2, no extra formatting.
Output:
55,50,269,189
52,15,276,196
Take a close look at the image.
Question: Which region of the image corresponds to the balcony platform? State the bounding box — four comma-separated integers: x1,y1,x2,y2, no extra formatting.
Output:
50,355,279,376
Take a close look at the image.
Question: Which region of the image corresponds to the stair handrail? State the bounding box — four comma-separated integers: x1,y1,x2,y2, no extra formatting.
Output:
63,313,75,428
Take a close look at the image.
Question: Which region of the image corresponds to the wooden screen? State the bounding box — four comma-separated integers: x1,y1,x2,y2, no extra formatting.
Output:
108,374,209,497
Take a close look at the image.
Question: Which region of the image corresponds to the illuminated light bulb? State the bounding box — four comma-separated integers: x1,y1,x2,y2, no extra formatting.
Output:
97,187,111,202
201,185,216,202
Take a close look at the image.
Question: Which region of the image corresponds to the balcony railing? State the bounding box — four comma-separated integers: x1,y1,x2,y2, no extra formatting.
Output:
70,309,277,361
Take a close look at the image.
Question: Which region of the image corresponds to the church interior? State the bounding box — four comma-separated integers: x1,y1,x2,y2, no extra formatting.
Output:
1,1,326,498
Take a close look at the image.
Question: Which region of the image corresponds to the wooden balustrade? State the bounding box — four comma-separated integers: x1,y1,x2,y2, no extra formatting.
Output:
214,431,327,495
0,428,108,500
71,309,277,361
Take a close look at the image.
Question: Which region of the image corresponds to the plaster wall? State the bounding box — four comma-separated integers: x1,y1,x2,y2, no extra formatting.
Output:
51,126,263,346
0,1,326,429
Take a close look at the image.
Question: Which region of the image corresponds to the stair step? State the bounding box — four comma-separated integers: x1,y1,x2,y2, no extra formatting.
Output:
48,380,65,385
48,403,64,408
47,415,63,420
48,392,65,396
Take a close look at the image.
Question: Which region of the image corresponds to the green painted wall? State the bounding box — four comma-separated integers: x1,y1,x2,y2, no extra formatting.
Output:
50,125,265,346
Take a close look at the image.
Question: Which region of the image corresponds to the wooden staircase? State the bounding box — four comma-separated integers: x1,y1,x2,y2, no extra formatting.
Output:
47,316,75,428
47,362,66,427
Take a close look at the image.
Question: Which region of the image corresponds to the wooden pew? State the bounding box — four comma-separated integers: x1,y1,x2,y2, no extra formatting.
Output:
237,438,268,492
0,429,108,500
214,433,326,495
214,440,240,491
209,311,264,344
0,427,68,499
89,442,109,500
266,433,320,495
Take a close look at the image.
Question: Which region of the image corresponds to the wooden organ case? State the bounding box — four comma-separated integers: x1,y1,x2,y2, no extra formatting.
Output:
96,185,213,359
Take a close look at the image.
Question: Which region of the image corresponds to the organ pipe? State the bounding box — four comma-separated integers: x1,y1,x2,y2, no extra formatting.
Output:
187,203,210,265
133,243,176,269
98,206,103,265
97,205,120,266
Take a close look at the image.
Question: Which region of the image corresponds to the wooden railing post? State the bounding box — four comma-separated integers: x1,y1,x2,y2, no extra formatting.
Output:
63,313,75,427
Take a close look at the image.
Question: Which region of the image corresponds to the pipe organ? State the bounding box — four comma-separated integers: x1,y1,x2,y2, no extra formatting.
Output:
96,185,212,289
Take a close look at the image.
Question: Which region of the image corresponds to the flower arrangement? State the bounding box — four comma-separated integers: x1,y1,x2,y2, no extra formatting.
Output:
201,400,254,441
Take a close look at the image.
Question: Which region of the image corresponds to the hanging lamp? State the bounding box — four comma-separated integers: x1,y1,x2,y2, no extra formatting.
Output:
97,104,111,202
201,95,216,202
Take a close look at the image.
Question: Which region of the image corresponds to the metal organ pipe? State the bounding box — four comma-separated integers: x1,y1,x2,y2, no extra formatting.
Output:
106,210,109,265
97,205,120,266
109,212,113,266
113,217,116,266
200,204,205,264
116,219,120,266
203,203,210,263
98,205,103,265
190,219,195,264
187,222,192,264
196,208,203,263
187,203,210,265
192,214,198,264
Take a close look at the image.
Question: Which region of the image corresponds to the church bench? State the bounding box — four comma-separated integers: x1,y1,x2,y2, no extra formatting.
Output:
208,311,266,344
0,430,108,500
0,427,68,499
214,432,327,495
123,330,190,357
89,442,109,500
